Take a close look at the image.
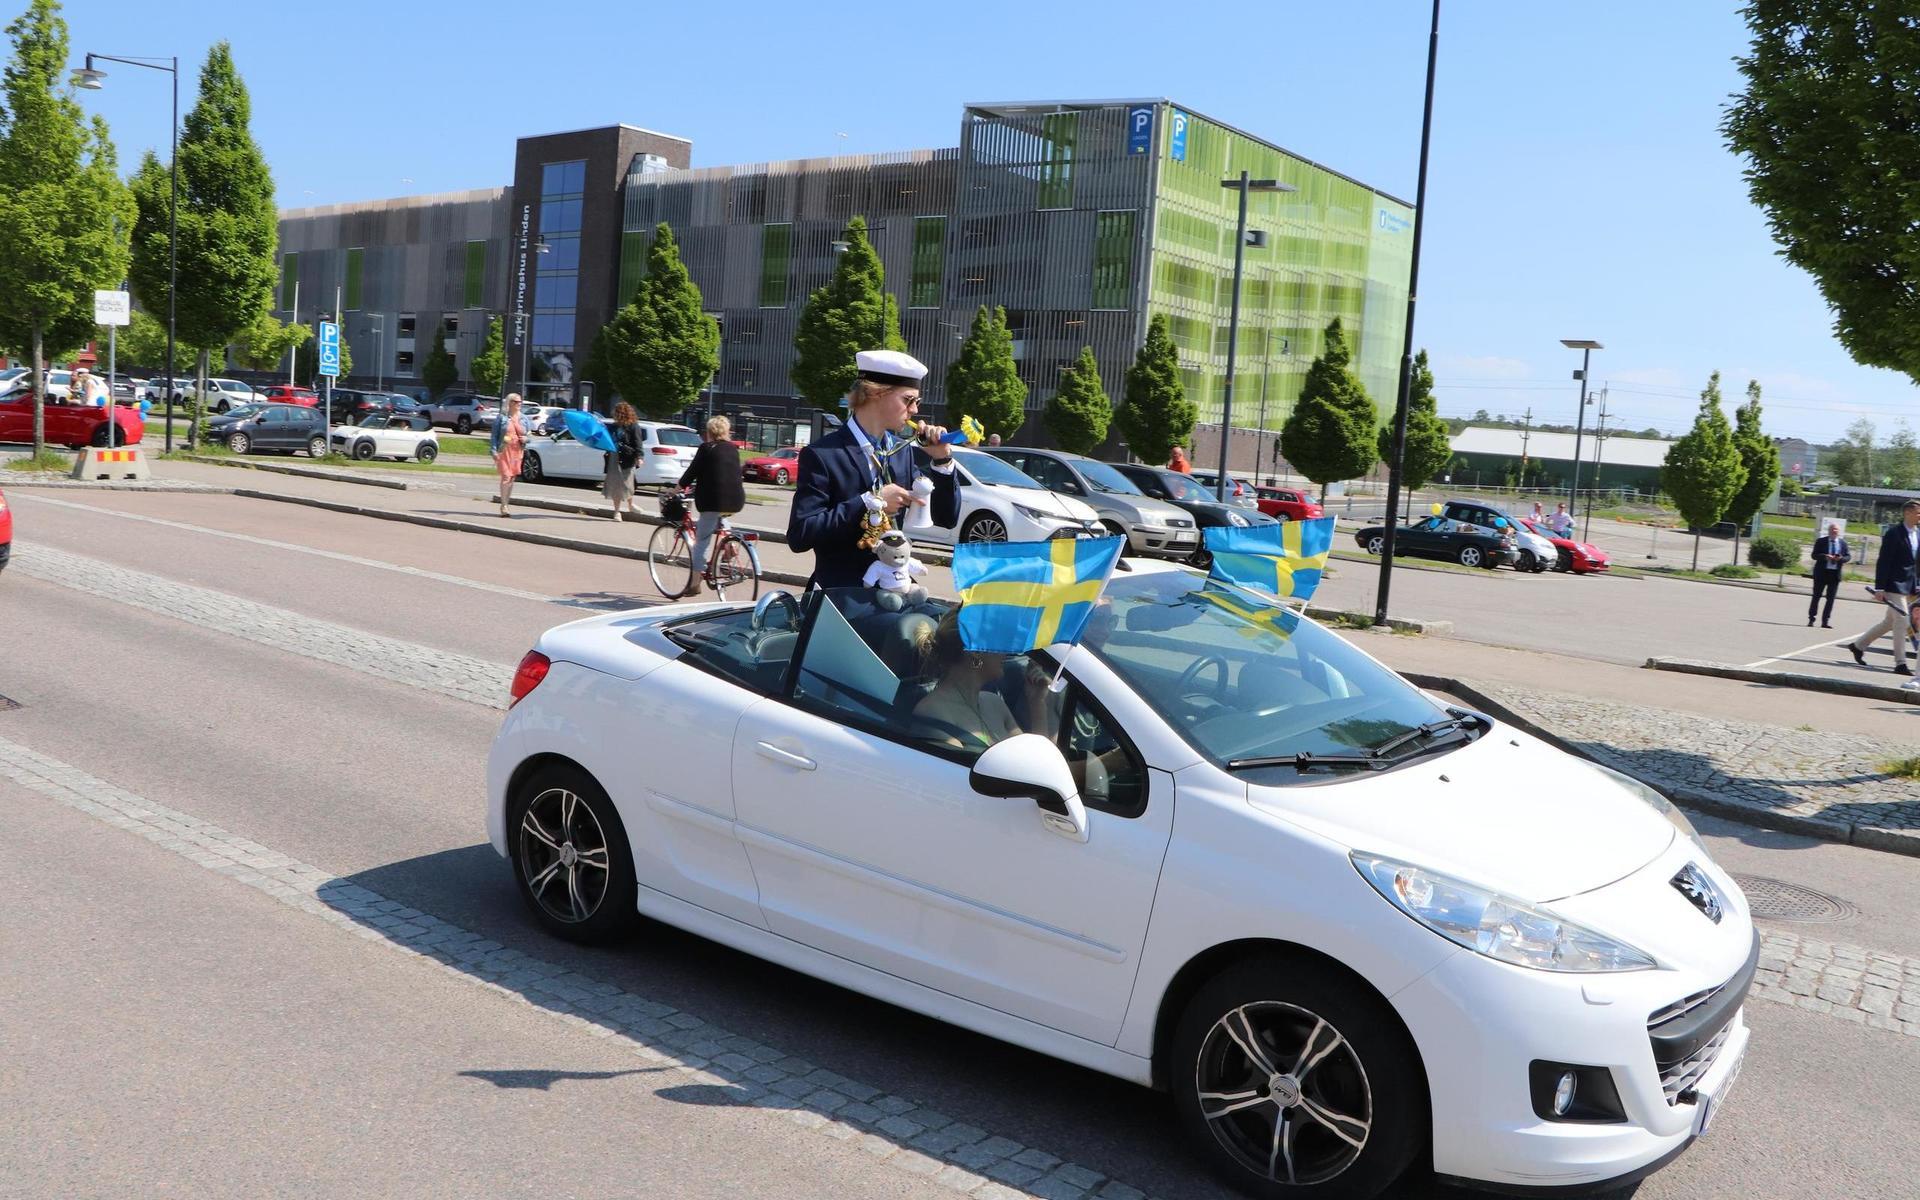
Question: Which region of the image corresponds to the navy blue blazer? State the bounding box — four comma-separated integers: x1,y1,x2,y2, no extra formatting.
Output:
788,424,959,588
1812,534,1851,577
1873,522,1919,594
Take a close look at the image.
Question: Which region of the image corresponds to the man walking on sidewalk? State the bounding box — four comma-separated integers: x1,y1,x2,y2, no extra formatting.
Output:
1847,499,1920,676
1809,520,1850,627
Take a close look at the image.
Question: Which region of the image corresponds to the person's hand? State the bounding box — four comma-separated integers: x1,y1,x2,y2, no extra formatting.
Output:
917,423,952,460
877,482,916,512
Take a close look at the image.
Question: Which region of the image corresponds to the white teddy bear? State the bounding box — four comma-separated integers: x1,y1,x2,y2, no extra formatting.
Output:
862,529,929,611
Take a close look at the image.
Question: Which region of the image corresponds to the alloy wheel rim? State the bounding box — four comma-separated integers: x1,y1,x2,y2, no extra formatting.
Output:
518,787,611,924
972,518,1008,542
1368,537,1383,554
1463,548,1481,566
1195,1001,1372,1185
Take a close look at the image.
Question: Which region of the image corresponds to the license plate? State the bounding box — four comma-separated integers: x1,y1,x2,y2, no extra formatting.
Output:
1692,1042,1746,1136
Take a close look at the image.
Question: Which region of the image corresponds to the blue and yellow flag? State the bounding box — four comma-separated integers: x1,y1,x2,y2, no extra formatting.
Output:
1203,517,1335,601
1191,584,1303,643
952,536,1125,653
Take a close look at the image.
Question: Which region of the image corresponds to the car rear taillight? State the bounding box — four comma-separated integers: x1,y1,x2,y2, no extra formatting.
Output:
509,650,551,707
649,446,676,455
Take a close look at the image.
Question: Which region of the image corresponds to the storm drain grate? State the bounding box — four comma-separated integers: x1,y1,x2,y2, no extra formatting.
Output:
1733,874,1856,923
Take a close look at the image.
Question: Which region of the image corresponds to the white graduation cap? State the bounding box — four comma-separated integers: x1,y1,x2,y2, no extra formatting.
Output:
855,349,928,387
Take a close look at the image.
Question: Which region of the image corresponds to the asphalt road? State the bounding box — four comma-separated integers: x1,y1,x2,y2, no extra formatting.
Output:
2,490,1916,1199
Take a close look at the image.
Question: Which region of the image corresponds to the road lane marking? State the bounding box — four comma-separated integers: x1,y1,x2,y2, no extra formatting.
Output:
1745,636,1856,669
14,492,560,604
0,733,1156,1200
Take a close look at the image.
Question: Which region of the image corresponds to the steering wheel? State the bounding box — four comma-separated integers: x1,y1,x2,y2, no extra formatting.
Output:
751,590,801,632
1175,654,1230,702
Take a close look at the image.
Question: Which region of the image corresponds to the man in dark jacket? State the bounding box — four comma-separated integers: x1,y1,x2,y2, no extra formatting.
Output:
1808,520,1851,627
1846,499,1920,675
678,415,747,584
789,350,958,588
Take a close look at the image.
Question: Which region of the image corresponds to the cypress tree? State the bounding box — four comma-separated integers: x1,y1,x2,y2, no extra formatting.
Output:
1281,318,1376,502
1045,346,1111,455
599,223,719,421
420,321,457,398
1377,349,1453,491
1113,313,1195,465
791,216,903,409
944,305,1025,439
1662,372,1748,571
1724,379,1780,561
471,316,506,395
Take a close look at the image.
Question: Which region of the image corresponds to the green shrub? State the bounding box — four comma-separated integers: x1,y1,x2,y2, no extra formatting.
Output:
1711,563,1759,579
1747,533,1799,569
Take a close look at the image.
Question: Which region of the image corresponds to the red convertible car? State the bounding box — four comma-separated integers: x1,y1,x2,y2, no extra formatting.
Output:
0,394,143,448
1254,485,1324,521
742,446,802,485
1519,518,1610,573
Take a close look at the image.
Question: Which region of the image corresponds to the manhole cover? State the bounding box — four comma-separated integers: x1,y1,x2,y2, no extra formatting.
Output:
1732,874,1855,923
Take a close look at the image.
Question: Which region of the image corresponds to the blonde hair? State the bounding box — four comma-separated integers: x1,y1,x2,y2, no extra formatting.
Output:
504,392,522,411
705,415,731,440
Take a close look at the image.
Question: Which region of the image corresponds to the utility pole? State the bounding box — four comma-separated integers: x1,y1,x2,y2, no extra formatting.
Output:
1584,388,1608,541
1518,407,1533,483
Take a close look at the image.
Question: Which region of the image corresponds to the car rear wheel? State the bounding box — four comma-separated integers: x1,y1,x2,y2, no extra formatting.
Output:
961,512,1009,543
1365,535,1384,555
455,416,472,434
352,439,376,461
416,443,438,463
89,423,124,448
1516,549,1538,572
774,467,790,485
520,452,544,483
508,762,639,944
1101,519,1132,551
228,432,251,455
1171,955,1423,1199
307,435,327,458
1457,545,1483,568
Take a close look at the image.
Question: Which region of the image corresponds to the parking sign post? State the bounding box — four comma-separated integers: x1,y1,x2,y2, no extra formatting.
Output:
95,288,130,447
318,320,340,451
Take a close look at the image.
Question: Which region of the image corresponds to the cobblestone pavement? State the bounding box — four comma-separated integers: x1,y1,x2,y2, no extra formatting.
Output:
1468,682,1920,854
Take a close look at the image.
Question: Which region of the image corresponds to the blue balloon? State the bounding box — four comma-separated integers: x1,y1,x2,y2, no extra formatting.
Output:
138,399,151,414
1492,516,1508,528
560,408,616,452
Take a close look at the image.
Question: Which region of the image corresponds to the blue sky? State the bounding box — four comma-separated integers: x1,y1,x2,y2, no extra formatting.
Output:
65,0,1917,443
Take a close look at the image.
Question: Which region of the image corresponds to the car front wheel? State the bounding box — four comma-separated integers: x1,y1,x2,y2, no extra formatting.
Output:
416,443,438,463
307,435,327,458
508,763,639,944
352,439,376,461
455,416,472,434
520,452,544,483
1171,955,1423,1199
1516,550,1537,572
1555,547,1573,572
1365,535,1384,555
228,432,251,455
1457,546,1483,568
962,512,1009,543
774,467,790,485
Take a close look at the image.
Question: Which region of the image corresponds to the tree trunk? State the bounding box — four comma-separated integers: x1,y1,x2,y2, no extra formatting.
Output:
1692,531,1702,572
28,325,46,455
191,347,211,451
1732,527,1742,567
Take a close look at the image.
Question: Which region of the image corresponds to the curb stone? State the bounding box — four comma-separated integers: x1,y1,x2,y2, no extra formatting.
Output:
1646,656,1920,706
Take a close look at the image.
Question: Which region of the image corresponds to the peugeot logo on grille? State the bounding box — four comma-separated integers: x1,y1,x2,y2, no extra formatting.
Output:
1671,863,1724,924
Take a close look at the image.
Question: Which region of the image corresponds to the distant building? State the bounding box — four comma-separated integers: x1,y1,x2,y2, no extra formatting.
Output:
1774,437,1818,480
1446,426,1670,492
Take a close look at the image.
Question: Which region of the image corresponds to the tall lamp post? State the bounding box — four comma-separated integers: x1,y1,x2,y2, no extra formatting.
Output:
367,314,385,391
71,53,177,452
1561,338,1603,522
1374,0,1442,627
1252,329,1288,486
1216,173,1295,503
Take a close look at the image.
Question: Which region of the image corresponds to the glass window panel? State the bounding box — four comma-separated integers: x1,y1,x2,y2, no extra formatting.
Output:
344,247,364,311
909,216,945,309
541,162,566,196
564,160,586,195
1038,112,1076,210
759,223,791,308
536,273,577,309
1092,210,1134,310
541,198,582,234
543,234,580,270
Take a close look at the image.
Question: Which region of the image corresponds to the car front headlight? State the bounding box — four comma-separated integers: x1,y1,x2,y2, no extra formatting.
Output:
1226,510,1249,526
1352,853,1656,972
1011,503,1055,521
1592,764,1702,850
1137,510,1167,527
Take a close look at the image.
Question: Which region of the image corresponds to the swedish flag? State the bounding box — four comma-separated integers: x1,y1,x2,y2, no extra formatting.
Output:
952,536,1126,653
1191,584,1303,643
1204,517,1335,601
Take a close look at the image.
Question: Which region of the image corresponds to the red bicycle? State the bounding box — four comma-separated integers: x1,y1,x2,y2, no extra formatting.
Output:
648,490,760,600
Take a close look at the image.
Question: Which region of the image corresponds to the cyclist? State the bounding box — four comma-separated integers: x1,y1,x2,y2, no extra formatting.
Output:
677,415,746,588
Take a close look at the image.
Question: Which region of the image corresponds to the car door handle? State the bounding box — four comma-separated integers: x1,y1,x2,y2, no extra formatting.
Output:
755,741,816,771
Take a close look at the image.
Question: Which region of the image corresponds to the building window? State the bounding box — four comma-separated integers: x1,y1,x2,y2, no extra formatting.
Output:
617,230,648,307
397,314,417,338
1038,112,1077,210
464,240,486,308
1093,210,1135,310
759,223,791,308
280,254,298,311
344,247,364,311
443,313,460,336
909,216,945,308
534,159,587,362
395,350,415,373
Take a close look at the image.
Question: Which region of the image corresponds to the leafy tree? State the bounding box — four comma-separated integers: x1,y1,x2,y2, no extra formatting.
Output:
1883,423,1920,489
1377,349,1452,491
944,305,1025,438
1661,372,1748,571
1045,346,1111,455
791,215,903,409
1280,318,1378,502
118,308,221,374
1723,380,1780,561
471,316,505,395
1824,418,1875,486
229,306,307,372
0,0,135,452
129,43,276,447
598,223,719,421
1725,3,1920,383
420,320,457,398
1113,313,1195,465
579,322,614,404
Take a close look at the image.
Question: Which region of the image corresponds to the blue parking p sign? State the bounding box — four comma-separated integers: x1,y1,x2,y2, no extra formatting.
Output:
1127,106,1154,155
318,321,340,377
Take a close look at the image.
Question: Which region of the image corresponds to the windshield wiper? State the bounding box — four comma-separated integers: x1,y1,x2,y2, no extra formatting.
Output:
1227,751,1388,772
1364,710,1487,759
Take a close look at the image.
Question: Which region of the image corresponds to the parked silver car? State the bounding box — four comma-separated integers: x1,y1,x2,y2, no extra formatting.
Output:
984,446,1199,558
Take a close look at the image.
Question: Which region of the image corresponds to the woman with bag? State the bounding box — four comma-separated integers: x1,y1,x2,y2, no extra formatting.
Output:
677,415,746,587
604,402,641,521
490,393,527,517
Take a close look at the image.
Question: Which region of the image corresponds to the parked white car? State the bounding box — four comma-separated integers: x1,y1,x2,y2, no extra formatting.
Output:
328,414,441,462
488,563,1755,1199
519,418,703,486
632,421,703,486
910,446,1102,545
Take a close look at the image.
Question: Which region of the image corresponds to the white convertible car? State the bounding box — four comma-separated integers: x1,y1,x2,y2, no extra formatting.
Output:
487,563,1755,1198
330,414,441,462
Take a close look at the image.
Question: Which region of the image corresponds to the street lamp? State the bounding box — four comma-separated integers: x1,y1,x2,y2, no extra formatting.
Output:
1216,173,1296,503
367,314,385,391
1561,338,1603,522
71,52,178,452
1252,330,1289,486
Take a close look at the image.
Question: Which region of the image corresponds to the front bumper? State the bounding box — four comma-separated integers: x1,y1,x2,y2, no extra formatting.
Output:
1131,526,1199,556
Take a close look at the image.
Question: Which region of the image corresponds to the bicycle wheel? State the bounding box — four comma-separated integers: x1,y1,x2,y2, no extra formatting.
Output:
647,524,697,599
710,533,761,601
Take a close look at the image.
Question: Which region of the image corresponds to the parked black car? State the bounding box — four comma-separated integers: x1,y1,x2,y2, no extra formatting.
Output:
204,404,329,457
1110,463,1279,567
1353,514,1517,569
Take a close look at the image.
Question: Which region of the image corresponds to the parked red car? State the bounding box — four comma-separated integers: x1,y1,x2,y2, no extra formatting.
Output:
1254,485,1324,522
257,385,320,407
742,445,803,485
0,483,11,574
1518,518,1610,573
0,393,143,448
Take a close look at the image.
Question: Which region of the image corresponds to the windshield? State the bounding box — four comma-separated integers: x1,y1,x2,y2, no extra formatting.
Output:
357,414,387,427
656,427,702,448
1155,472,1212,502
1074,458,1145,495
955,450,1044,489
1081,570,1459,781
224,405,265,419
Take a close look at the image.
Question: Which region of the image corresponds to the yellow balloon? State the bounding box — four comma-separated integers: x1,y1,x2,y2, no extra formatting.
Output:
1429,502,1444,515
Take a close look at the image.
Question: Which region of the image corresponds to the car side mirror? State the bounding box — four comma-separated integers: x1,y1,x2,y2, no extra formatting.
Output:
969,734,1088,842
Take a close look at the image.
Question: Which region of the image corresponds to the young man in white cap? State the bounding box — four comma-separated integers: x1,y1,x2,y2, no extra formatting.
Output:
789,349,959,589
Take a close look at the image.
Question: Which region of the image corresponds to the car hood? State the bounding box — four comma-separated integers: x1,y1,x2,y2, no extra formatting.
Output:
1000,486,1100,521
1246,724,1674,902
